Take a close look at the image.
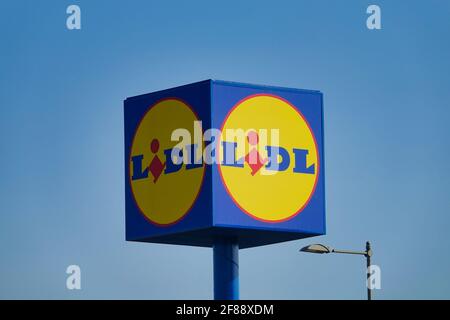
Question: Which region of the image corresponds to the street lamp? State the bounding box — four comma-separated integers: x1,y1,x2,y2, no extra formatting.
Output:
299,241,373,300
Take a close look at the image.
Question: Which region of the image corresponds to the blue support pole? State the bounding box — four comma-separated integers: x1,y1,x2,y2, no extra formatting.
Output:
213,238,239,300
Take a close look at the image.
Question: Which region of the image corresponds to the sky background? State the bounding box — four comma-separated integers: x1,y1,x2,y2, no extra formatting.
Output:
1,0,449,299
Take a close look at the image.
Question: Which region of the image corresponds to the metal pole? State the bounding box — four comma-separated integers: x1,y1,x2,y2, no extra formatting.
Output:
332,249,367,255
213,237,239,300
365,241,372,301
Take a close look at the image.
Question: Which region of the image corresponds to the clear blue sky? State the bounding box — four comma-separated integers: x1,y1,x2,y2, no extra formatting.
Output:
1,0,449,299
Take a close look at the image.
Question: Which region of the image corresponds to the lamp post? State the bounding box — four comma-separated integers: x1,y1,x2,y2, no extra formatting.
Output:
299,241,373,300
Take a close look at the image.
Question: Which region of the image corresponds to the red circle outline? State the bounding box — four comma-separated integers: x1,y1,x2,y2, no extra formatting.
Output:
217,93,320,224
128,97,205,227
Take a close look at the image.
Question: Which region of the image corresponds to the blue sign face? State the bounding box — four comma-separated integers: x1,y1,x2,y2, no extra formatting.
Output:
124,80,325,248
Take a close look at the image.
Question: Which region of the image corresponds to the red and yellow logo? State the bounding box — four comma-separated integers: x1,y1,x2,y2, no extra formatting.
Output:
129,98,205,226
218,94,319,223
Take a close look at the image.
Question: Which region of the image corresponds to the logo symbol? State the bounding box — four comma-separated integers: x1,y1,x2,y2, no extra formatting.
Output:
218,94,319,222
129,98,205,226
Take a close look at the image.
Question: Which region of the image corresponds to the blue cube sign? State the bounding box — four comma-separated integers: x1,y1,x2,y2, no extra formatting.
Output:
124,80,325,248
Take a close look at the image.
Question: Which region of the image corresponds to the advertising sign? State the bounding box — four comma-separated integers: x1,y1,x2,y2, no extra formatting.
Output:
124,80,325,248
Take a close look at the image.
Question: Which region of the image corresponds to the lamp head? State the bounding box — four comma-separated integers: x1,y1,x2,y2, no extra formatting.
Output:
300,244,332,254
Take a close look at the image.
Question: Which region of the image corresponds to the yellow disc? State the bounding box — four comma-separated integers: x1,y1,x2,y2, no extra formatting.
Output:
218,94,319,222
129,98,204,226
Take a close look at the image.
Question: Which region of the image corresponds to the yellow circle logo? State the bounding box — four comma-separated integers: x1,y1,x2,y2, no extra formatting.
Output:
129,98,205,226
218,94,319,223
